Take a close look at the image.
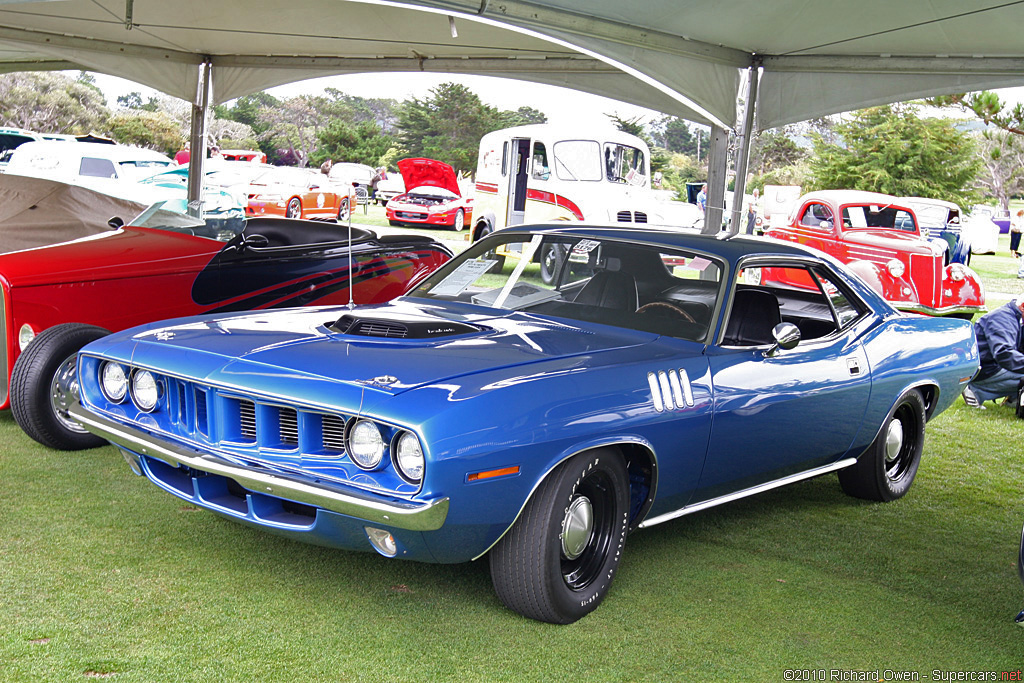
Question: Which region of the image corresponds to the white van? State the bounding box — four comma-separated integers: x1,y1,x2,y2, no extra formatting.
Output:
5,141,174,195
470,124,665,240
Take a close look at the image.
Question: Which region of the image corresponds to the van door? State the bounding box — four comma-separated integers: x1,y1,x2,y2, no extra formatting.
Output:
507,138,530,226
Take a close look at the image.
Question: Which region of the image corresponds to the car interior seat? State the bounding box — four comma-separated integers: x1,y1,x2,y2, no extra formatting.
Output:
722,288,782,346
573,257,639,311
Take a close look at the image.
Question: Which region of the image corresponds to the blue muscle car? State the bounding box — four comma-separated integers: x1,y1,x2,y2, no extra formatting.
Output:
71,225,979,623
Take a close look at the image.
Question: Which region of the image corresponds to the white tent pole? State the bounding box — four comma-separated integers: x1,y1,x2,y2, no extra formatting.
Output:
186,59,212,218
728,64,760,236
702,125,729,235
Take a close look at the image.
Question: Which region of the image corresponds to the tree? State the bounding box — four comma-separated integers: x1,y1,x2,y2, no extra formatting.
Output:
256,95,336,167
973,129,1024,210
0,72,109,133
749,129,806,176
651,116,701,156
117,91,159,112
396,83,503,175
807,104,980,208
106,110,183,154
498,106,547,128
312,119,396,167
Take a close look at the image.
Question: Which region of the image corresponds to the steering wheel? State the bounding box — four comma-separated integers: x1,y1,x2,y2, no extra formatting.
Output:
636,301,696,323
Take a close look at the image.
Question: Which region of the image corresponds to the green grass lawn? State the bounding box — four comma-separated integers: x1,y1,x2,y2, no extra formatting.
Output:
2,222,1023,682
2,403,1022,682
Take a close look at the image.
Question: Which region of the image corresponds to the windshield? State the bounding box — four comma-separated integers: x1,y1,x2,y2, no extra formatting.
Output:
841,205,917,232
603,143,647,186
410,232,723,342
127,201,245,241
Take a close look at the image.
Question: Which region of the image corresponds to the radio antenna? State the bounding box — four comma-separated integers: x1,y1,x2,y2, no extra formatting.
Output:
347,183,356,310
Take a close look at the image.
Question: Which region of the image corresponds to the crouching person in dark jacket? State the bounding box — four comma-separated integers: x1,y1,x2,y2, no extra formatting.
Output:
963,297,1024,409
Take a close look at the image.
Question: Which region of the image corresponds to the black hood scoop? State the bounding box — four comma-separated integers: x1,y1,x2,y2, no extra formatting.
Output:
328,313,482,339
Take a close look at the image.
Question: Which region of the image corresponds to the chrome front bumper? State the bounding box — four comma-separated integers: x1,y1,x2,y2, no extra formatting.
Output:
69,402,449,532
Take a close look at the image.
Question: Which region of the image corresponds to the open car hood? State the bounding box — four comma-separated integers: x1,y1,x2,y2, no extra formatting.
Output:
396,158,461,197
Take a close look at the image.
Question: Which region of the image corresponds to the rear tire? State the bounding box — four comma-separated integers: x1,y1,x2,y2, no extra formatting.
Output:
489,448,629,623
337,197,351,221
451,209,465,232
11,323,109,450
286,197,302,218
839,389,925,501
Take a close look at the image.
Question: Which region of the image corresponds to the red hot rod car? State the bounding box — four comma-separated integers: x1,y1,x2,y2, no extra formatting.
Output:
765,190,985,318
2,202,451,450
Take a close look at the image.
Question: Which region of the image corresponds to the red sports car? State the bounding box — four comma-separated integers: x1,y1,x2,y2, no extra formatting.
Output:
765,190,985,318
385,158,473,231
245,166,355,221
3,201,451,450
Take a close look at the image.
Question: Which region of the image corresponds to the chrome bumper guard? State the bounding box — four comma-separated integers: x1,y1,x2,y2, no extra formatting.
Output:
69,402,449,532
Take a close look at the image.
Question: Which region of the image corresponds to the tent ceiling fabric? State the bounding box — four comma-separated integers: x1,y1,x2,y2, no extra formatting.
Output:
2,0,1024,130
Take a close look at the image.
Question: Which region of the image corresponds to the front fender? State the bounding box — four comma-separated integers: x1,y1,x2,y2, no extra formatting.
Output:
941,263,986,310
846,260,918,305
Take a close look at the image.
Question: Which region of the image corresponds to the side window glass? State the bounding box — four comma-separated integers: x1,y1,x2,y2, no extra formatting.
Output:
531,142,549,180
799,203,833,229
812,269,864,328
501,141,508,176
79,157,117,178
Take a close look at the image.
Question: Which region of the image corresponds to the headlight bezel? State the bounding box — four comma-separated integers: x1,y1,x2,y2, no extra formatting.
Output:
100,361,129,404
347,419,386,470
130,368,161,412
392,431,425,484
886,258,906,279
18,324,36,351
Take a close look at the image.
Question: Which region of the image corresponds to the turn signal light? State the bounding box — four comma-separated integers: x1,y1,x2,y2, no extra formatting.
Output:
467,466,520,482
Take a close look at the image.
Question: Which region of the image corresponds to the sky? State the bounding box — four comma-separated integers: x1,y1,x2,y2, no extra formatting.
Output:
89,71,669,130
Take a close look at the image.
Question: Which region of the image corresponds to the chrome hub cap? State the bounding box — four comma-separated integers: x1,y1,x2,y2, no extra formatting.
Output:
884,418,904,464
561,495,594,560
50,355,87,433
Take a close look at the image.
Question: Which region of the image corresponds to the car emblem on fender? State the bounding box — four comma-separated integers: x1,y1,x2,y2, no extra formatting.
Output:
369,375,398,386
155,331,175,341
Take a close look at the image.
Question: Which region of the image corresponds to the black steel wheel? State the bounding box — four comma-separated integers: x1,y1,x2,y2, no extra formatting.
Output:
286,197,302,218
839,389,926,501
10,323,109,450
489,448,629,623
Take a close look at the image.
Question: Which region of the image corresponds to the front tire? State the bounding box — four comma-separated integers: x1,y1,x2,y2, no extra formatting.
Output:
839,389,926,501
489,448,629,623
337,197,351,221
11,323,109,450
451,209,465,232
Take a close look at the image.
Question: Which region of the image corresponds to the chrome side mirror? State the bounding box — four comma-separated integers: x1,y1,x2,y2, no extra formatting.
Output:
764,322,801,357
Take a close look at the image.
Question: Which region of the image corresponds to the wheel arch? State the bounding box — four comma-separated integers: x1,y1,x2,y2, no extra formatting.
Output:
858,382,935,459
472,437,658,560
471,212,495,242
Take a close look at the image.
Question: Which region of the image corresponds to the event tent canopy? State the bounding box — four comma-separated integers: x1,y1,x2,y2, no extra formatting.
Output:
1,0,1024,131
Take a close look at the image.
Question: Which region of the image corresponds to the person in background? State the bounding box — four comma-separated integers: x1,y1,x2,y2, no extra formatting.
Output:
174,141,190,165
209,145,222,159
370,166,387,200
1010,209,1024,258
962,296,1024,408
697,184,707,214
745,188,760,235
320,159,333,175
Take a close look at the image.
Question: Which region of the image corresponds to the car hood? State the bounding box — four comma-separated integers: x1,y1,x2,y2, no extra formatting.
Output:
840,228,941,254
396,158,461,197
114,300,659,398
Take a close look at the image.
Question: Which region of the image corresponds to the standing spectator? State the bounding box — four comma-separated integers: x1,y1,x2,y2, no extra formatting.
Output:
320,159,333,175
370,166,387,200
696,184,707,214
745,188,760,235
962,297,1024,408
174,141,190,165
209,145,222,159
1010,209,1024,258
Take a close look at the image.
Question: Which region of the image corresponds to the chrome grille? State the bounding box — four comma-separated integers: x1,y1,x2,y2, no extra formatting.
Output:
322,414,346,452
239,400,256,440
615,210,648,224
279,408,298,446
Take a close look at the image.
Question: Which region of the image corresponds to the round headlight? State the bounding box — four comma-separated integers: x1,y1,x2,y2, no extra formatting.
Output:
348,420,385,470
131,369,160,412
18,324,36,351
886,258,906,278
393,431,424,483
100,362,128,403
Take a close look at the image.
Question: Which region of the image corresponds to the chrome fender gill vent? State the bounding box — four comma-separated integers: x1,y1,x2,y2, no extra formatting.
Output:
647,369,694,412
